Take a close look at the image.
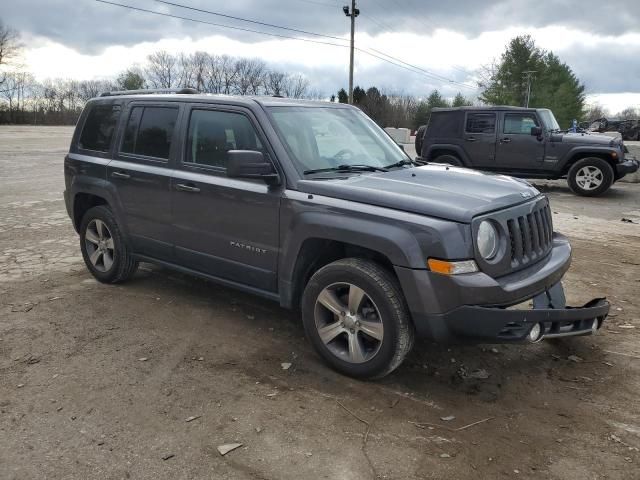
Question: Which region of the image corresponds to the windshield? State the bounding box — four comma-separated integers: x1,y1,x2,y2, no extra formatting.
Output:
538,109,561,131
268,106,408,175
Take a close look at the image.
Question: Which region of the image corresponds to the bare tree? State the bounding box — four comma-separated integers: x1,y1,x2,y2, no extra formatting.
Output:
618,106,639,120
265,70,287,96
145,50,177,89
284,74,310,99
0,20,21,88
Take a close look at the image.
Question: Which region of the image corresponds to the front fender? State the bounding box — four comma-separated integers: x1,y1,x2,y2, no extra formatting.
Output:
277,190,473,307
559,146,618,171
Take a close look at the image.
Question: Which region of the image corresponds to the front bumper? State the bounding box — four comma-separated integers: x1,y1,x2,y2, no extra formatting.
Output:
396,232,610,343
437,295,609,343
616,158,639,176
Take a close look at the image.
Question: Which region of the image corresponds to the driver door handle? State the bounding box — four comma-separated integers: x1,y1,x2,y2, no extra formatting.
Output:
175,183,201,193
500,137,511,144
466,136,477,142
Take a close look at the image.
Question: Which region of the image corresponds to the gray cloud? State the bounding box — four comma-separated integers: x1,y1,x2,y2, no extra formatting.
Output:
2,0,639,96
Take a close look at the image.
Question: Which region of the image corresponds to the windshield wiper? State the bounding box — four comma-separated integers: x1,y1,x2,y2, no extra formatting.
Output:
303,164,389,175
384,159,416,169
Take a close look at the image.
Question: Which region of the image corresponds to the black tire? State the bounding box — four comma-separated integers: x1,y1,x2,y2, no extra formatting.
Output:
79,205,138,283
567,157,614,197
414,125,427,157
301,258,415,379
433,154,464,167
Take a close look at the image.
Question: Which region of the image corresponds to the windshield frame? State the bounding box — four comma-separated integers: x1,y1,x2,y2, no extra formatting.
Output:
265,104,410,178
538,109,561,132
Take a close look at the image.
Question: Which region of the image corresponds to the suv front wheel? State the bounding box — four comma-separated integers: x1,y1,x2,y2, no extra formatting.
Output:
79,205,139,283
301,258,414,379
567,157,614,196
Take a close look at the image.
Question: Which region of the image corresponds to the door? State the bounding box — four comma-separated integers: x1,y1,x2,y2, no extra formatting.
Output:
463,112,497,167
107,103,181,260
171,106,281,292
496,112,545,169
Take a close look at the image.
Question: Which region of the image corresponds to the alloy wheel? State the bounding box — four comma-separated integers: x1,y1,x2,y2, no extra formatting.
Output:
314,282,384,364
84,219,115,272
575,166,604,191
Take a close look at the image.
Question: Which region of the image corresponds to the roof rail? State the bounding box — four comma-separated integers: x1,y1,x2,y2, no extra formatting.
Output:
99,88,200,97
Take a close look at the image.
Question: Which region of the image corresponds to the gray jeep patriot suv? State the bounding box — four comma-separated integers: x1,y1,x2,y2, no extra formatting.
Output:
415,106,639,196
64,90,610,378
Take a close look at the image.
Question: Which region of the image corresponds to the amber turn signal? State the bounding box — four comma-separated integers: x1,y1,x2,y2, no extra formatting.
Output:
427,258,479,275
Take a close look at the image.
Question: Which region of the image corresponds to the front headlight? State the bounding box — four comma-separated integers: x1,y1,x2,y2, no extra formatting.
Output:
477,220,499,260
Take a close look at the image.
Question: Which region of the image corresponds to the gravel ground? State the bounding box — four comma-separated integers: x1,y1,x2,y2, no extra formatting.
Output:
1,125,639,480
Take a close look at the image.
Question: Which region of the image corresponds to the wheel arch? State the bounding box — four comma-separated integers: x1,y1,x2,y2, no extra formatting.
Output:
284,238,399,310
560,150,617,176
424,144,469,166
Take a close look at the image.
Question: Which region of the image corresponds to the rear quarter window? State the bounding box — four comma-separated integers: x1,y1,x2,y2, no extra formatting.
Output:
466,113,496,134
426,111,462,138
78,104,121,153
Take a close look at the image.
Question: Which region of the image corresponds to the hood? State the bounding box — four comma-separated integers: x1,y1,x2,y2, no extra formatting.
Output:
554,132,618,145
297,165,541,223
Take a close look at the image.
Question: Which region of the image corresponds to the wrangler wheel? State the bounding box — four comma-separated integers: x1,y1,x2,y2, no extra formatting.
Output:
568,157,614,196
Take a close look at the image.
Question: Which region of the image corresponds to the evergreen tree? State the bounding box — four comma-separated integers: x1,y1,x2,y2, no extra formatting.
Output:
479,35,585,128
413,90,449,128
337,88,348,103
452,92,472,107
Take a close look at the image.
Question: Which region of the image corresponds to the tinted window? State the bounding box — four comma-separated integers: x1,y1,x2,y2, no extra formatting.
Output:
78,104,120,152
121,106,178,159
466,113,496,134
504,114,539,134
186,110,263,168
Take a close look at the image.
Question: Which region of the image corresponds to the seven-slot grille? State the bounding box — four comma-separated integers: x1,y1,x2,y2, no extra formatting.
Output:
506,202,553,269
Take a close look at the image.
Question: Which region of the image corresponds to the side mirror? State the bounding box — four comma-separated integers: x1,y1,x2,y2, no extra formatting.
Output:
530,126,543,137
397,144,405,152
227,150,279,185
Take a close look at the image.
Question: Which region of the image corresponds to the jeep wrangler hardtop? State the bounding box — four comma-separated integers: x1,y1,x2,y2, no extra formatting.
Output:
64,90,610,378
415,106,639,196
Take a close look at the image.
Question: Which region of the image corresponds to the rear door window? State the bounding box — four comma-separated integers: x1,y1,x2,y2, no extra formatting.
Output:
465,113,496,134
78,104,121,152
121,106,179,160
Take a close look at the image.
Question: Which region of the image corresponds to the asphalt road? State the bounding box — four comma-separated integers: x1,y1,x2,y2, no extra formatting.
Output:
1,126,639,480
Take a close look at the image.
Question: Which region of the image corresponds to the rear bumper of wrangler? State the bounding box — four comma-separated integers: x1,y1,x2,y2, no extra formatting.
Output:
395,233,610,343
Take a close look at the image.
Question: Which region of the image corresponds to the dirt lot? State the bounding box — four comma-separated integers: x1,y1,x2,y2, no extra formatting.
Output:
1,125,639,480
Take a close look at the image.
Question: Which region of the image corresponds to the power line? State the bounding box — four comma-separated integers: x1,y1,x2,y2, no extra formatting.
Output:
152,0,475,89
95,0,350,48
152,0,348,42
94,0,477,90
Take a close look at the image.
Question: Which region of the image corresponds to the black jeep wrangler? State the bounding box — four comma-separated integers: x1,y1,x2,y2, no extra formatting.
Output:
64,90,609,378
415,106,639,196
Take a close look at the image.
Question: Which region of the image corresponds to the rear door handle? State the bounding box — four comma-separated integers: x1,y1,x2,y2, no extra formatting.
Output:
500,138,511,144
175,183,201,193
466,136,477,142
111,171,130,179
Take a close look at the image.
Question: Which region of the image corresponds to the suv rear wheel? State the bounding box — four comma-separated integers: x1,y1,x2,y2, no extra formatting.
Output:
79,205,138,283
301,258,414,379
567,157,614,196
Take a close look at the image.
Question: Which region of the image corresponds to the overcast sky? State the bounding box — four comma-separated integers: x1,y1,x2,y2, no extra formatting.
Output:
3,0,640,112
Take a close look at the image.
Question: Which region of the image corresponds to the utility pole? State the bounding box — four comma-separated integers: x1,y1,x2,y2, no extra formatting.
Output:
343,1,359,104
523,70,536,108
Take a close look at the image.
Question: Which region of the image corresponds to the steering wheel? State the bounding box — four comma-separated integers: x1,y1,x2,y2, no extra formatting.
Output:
333,149,355,163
